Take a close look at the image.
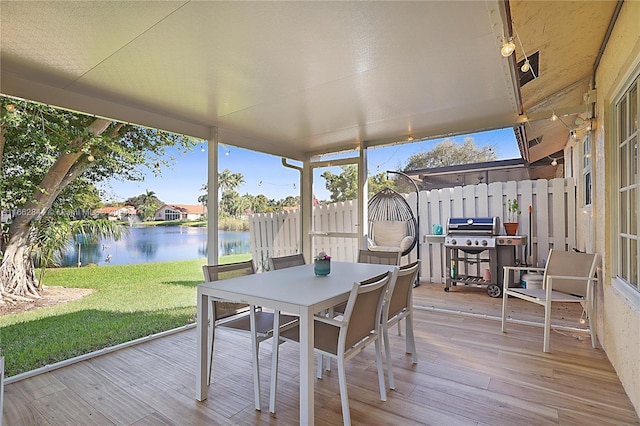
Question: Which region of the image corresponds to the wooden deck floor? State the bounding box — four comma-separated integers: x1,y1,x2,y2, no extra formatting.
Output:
3,283,639,425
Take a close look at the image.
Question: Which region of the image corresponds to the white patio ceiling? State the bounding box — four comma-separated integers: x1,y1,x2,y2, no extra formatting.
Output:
1,1,519,161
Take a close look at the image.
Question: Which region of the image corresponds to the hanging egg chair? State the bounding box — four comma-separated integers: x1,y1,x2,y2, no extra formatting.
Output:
367,187,418,257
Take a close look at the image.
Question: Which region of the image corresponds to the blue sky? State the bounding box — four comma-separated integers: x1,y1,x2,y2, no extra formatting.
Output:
98,127,520,205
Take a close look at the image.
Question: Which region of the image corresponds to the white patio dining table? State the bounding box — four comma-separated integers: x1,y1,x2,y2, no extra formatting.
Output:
195,261,397,425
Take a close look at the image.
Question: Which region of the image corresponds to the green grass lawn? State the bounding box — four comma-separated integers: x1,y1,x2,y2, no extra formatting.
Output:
0,254,251,378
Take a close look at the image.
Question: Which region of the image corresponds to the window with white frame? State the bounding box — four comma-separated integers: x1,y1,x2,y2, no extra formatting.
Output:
165,210,181,221
614,72,639,291
582,134,592,206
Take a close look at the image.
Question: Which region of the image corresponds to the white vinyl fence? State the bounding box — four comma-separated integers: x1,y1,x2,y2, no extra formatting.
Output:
249,178,577,282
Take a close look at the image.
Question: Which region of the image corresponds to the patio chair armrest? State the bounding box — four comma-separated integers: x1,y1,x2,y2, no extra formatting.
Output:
546,274,598,291
313,315,345,328
502,265,545,273
546,274,597,281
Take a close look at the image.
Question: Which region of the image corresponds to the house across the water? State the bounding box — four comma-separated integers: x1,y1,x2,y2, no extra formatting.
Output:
154,204,205,221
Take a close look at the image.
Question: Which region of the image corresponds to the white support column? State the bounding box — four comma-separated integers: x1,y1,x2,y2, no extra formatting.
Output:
358,145,369,250
207,128,219,265
301,159,313,258
1,356,4,426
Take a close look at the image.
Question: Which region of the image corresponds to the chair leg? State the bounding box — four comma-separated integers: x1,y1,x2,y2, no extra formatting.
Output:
269,311,281,414
501,287,509,333
374,338,387,401
337,357,351,426
382,322,394,390
249,307,261,411
406,315,417,364
543,299,552,353
586,298,597,349
208,298,216,385
397,321,402,336
316,353,323,379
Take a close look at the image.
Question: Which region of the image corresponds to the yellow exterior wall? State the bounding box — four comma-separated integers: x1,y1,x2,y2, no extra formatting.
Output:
592,0,640,415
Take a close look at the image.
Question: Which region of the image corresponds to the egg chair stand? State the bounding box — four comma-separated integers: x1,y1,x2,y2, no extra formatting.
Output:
367,170,421,285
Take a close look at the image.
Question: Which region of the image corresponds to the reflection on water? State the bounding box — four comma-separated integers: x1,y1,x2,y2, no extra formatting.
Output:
61,227,250,266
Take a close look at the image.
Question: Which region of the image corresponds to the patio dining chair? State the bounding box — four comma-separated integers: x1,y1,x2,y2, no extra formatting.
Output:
382,260,420,390
203,260,298,411
331,249,401,318
357,249,401,265
501,249,599,353
270,271,394,424
267,253,305,412
269,253,306,270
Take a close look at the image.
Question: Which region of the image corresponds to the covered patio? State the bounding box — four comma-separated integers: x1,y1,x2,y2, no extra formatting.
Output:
2,0,639,423
3,285,638,425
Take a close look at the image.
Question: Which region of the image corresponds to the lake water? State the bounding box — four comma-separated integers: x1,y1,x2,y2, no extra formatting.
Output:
61,227,250,267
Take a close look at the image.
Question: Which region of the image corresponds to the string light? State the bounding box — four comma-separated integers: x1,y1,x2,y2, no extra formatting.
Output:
220,143,231,156
500,37,516,57
87,154,95,162
258,180,296,190
5,104,16,112
510,24,589,136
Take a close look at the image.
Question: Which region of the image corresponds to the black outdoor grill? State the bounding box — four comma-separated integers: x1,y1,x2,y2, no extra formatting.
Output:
444,217,526,297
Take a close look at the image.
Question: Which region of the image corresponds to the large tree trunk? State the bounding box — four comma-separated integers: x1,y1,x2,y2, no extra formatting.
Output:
0,227,38,303
0,118,111,305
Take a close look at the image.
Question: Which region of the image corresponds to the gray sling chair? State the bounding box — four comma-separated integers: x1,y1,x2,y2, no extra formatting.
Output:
202,260,298,411
269,271,394,425
501,249,599,353
331,249,401,316
269,253,306,270
382,260,421,390
267,253,306,412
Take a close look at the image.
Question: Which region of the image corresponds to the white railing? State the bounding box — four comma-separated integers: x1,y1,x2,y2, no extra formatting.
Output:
249,178,577,282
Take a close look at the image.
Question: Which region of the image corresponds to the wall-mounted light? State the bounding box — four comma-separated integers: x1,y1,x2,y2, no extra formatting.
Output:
500,37,516,57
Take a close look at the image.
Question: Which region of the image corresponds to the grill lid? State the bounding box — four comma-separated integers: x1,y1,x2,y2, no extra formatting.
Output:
446,217,501,236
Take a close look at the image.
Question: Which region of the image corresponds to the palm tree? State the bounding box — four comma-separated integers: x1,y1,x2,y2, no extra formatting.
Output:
70,219,126,268
198,184,208,212
218,169,245,195
139,189,160,221
31,217,127,285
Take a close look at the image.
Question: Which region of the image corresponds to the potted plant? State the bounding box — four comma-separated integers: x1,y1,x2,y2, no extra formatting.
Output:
504,198,521,235
314,251,331,276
